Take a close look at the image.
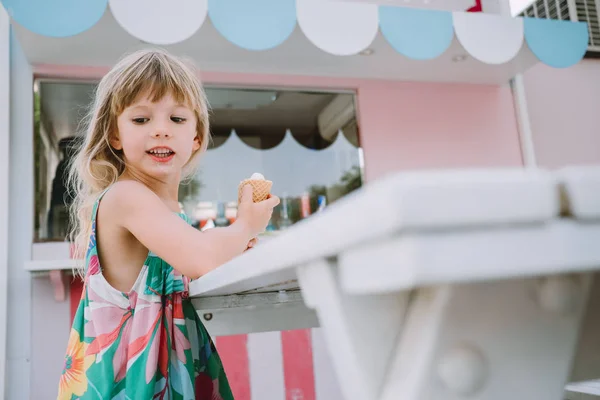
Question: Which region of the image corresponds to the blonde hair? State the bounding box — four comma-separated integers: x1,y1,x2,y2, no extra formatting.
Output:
68,48,210,265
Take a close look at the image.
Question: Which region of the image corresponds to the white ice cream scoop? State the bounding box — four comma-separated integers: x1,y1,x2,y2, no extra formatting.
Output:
238,173,272,203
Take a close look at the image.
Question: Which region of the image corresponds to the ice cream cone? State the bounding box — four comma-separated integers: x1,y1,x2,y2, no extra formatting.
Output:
238,179,273,203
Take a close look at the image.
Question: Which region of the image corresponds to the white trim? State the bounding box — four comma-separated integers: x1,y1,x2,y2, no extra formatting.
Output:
248,331,286,400
512,73,538,168
497,0,538,169
0,5,9,397
339,220,600,294
7,28,34,399
311,328,345,400
565,380,600,395
24,259,80,272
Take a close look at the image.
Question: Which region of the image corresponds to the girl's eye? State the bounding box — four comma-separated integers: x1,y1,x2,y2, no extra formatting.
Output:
171,117,187,123
132,117,149,124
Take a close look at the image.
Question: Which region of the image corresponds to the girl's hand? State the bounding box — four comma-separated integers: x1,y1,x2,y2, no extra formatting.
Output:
236,185,280,238
245,237,258,251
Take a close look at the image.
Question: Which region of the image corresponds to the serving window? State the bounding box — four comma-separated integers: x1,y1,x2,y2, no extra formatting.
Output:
34,81,363,242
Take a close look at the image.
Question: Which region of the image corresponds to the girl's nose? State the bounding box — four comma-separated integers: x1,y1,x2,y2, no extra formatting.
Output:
153,128,171,138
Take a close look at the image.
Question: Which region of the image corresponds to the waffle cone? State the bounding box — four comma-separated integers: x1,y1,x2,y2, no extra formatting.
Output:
238,179,273,203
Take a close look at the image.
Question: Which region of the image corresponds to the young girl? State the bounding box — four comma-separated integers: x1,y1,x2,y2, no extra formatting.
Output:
57,49,279,400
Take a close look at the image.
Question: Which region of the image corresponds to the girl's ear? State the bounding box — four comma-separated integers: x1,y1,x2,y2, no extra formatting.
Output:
192,134,201,152
110,134,123,151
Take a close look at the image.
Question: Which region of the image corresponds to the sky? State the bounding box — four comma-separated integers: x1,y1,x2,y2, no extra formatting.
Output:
509,0,535,14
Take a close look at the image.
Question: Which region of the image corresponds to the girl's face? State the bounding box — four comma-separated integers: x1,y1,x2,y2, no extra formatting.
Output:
112,91,200,182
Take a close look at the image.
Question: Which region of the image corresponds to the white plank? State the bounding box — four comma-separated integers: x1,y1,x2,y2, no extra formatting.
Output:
311,328,344,400
297,259,410,400
193,298,319,336
190,168,559,297
25,259,79,272
565,380,600,396
31,242,72,260
0,5,9,396
339,220,600,294
248,331,286,400
568,274,600,383
558,166,600,219
7,29,34,399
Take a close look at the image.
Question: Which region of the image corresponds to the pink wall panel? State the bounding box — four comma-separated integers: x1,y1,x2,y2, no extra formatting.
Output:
357,81,523,181
523,59,600,169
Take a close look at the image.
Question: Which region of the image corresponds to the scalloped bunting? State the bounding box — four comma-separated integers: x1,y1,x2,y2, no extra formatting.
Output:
1,0,107,37
208,0,296,51
524,18,589,68
297,0,378,56
380,7,453,60
454,12,524,64
109,0,207,45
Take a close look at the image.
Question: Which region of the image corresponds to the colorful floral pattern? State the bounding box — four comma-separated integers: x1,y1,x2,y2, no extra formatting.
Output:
58,193,233,399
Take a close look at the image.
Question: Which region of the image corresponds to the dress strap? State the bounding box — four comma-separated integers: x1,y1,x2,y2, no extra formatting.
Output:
91,186,112,223
84,186,112,276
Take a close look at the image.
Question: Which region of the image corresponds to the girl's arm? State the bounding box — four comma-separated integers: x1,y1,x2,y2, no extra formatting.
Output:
102,180,277,279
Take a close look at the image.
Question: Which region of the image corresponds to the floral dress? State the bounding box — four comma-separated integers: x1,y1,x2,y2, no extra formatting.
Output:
58,191,233,400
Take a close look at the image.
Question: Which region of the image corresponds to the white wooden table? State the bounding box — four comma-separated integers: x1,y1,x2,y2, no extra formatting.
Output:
190,166,600,400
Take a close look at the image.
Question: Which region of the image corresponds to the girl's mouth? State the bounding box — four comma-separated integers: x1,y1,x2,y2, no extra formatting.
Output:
146,147,175,162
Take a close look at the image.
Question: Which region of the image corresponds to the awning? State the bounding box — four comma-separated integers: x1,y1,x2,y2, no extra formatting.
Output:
1,0,590,83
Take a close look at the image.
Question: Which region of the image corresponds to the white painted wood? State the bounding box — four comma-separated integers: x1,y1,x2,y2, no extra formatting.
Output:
311,328,345,400
296,259,410,400
195,303,317,336
192,290,305,310
380,286,453,399
512,73,538,168
297,259,368,400
558,166,600,219
0,5,10,398
7,30,34,399
569,273,600,383
381,277,593,400
25,259,79,272
565,380,600,396
191,292,319,336
248,331,286,400
338,220,600,294
23,242,80,275
190,168,559,297
31,242,71,260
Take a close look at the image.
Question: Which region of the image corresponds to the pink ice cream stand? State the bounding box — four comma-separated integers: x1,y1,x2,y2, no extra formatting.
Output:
1,0,600,399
